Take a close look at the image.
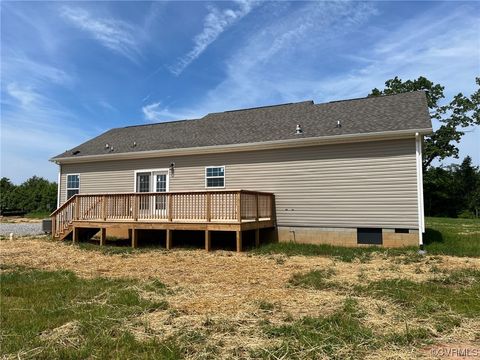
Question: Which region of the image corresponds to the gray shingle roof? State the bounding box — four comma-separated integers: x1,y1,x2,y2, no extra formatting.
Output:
52,91,432,160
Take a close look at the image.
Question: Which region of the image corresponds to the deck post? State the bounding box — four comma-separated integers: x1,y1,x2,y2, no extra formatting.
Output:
236,230,242,252
166,229,172,250
206,193,211,222
205,230,211,251
255,228,260,248
102,196,107,221
168,194,173,222
72,227,79,244
51,216,56,240
131,229,137,248
236,192,242,223
132,196,138,221
74,197,80,220
100,228,106,246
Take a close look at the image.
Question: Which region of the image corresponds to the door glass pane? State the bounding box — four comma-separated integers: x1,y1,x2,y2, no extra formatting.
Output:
156,174,166,192
155,174,167,210
137,173,150,192
137,173,150,210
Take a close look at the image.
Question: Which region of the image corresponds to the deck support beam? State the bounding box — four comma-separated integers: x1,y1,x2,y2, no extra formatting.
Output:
100,228,106,246
205,230,211,251
72,227,79,244
236,230,242,252
255,228,260,248
131,229,138,248
166,229,172,250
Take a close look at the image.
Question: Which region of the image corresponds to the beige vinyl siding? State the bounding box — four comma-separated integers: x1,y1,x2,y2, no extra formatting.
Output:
60,138,419,229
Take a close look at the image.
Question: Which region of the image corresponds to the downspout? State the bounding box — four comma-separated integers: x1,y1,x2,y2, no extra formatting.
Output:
415,133,425,246
56,164,61,209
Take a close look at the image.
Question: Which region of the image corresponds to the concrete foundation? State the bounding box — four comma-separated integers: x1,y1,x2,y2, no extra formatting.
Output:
277,226,419,248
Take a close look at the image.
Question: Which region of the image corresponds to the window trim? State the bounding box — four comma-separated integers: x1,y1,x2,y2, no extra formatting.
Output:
66,173,80,200
205,166,226,189
133,168,170,192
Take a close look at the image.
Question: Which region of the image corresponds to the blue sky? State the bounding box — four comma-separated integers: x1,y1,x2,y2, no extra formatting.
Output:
1,1,479,184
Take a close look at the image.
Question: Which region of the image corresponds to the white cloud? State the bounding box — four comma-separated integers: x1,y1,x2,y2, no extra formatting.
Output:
99,100,117,112
168,0,257,75
6,83,42,107
60,6,140,62
142,101,200,122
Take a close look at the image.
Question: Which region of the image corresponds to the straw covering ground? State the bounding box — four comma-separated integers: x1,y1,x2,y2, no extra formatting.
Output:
1,231,479,359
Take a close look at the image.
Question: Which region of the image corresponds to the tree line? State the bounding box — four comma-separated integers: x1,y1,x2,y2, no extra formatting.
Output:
0,177,57,215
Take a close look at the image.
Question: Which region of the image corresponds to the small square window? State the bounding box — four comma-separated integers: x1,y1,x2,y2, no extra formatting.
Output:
205,166,225,188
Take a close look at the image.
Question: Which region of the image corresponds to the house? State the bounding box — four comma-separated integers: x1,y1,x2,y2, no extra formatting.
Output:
50,91,432,250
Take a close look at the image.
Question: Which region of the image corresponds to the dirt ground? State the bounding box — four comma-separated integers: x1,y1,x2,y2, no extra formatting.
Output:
1,238,479,359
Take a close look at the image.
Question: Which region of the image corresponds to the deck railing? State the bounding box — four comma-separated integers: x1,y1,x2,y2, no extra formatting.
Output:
51,190,275,239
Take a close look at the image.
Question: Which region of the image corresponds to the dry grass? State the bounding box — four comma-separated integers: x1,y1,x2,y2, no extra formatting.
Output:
1,237,479,359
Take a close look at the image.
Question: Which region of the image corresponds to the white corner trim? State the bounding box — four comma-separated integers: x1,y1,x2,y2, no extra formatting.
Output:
415,133,425,245
56,165,61,208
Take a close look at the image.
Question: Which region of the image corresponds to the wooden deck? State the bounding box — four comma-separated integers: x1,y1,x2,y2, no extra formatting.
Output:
51,190,276,251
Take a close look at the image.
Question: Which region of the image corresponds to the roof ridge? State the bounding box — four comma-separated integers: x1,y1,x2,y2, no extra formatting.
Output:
122,118,195,129
209,100,314,115
326,90,425,105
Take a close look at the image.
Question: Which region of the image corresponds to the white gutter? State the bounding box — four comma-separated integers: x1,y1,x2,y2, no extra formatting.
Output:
415,132,425,245
51,127,432,164
56,164,61,208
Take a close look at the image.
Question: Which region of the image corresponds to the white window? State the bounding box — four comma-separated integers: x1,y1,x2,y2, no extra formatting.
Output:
205,166,225,188
66,174,80,199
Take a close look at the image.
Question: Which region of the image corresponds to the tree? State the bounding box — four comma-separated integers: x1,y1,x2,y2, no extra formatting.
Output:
454,156,480,217
370,76,479,170
423,157,480,218
0,177,16,211
15,176,57,213
0,176,57,214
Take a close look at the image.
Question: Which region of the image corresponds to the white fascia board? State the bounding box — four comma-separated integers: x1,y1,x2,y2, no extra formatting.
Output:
51,127,433,164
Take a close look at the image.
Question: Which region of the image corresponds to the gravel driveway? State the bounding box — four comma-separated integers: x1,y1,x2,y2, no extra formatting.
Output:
0,222,44,236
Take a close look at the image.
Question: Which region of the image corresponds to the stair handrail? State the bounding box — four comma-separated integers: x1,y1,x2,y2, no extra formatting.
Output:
51,195,77,238
50,194,77,217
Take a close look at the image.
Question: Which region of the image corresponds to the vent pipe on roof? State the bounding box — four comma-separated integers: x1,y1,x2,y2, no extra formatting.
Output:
336,120,342,128
295,124,303,134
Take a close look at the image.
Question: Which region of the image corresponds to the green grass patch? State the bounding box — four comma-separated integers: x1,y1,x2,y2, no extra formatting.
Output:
24,211,51,219
289,268,337,290
252,241,416,262
257,298,376,358
256,298,433,358
354,268,480,334
0,266,179,359
424,217,480,257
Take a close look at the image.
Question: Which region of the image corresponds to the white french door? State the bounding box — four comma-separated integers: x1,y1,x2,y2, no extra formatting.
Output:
136,170,169,217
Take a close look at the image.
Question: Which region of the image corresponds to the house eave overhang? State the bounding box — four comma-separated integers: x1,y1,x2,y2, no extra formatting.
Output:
50,127,433,164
